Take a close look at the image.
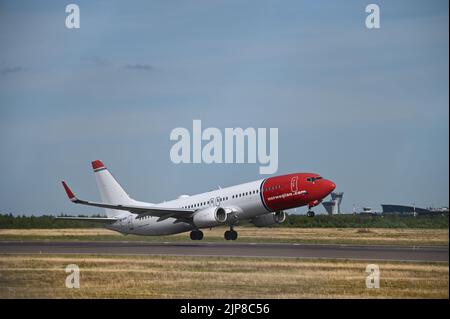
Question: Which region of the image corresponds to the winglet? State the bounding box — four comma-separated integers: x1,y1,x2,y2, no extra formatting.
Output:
61,181,77,202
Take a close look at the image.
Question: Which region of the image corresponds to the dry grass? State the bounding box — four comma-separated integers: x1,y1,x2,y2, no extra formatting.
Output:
0,228,448,246
0,254,447,299
0,228,112,237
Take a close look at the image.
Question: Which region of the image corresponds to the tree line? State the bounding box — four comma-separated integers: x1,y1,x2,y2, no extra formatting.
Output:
0,213,447,229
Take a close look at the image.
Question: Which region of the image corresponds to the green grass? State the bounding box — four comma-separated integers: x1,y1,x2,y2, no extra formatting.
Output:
281,214,449,229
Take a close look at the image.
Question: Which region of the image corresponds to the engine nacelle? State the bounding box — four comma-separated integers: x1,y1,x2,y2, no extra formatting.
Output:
193,206,227,228
251,211,286,227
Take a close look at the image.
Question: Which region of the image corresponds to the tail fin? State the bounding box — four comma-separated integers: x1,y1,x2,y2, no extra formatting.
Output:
92,160,133,218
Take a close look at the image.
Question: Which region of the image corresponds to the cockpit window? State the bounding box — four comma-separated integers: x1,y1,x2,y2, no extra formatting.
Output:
307,176,323,182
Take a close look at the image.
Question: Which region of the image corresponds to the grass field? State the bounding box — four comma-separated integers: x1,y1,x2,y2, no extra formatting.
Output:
0,254,447,298
0,227,448,246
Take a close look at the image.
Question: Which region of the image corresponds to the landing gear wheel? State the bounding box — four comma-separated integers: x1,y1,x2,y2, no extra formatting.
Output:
224,229,238,240
190,230,204,240
307,211,315,217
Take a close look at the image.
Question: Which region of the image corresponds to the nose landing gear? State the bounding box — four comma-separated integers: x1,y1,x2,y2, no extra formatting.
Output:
190,230,204,240
306,211,315,217
307,200,320,218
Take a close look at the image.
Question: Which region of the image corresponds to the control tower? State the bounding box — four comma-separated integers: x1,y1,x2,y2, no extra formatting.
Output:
322,192,344,215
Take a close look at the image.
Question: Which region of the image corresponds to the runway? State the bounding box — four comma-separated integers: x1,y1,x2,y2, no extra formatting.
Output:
0,241,448,262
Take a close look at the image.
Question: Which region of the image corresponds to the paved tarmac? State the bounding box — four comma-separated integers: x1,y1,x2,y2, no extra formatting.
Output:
0,241,448,262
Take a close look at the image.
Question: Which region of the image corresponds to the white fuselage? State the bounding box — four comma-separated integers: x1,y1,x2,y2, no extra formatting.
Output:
106,180,266,236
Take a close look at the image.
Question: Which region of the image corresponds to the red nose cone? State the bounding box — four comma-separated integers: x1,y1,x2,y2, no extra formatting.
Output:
324,180,336,193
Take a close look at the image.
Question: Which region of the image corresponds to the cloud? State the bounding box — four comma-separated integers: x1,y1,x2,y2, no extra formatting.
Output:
1,66,24,75
80,56,111,67
124,63,154,71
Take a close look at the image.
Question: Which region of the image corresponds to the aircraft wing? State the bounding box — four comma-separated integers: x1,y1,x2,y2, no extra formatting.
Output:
55,216,118,224
62,181,195,220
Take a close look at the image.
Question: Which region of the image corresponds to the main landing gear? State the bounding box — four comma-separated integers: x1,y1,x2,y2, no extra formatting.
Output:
190,227,238,240
306,211,315,217
190,230,204,240
224,226,238,240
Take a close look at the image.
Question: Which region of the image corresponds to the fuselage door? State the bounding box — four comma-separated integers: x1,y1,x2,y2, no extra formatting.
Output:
291,176,298,193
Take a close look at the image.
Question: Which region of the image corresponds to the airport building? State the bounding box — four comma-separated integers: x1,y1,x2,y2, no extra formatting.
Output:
381,204,448,216
322,192,344,215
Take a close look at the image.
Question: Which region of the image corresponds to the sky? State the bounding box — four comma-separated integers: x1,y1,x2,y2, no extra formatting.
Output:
0,0,448,215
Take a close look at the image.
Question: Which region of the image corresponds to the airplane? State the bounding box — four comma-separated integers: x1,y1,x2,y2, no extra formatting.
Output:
59,160,336,240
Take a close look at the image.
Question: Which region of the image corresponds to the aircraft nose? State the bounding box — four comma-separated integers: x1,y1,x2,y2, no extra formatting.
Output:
324,179,336,193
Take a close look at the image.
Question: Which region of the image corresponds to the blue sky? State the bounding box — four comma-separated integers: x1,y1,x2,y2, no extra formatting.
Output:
0,0,448,215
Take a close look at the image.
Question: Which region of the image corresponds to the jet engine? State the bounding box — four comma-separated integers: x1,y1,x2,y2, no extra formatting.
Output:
250,211,286,227
193,206,227,228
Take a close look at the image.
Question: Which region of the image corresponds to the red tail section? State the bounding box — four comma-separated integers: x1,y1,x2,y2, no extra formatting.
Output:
92,160,105,171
